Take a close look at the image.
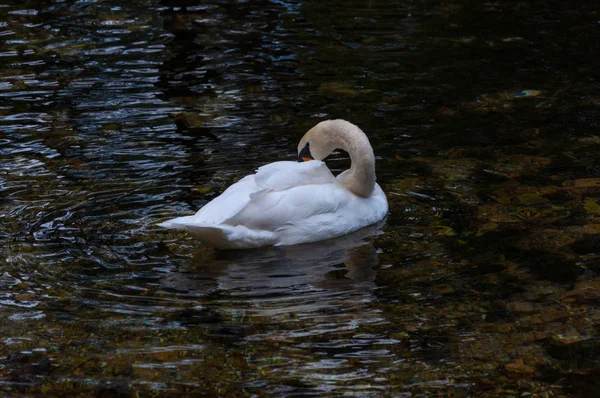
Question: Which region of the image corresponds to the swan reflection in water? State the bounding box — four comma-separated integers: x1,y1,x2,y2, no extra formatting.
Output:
159,225,391,391
160,224,383,319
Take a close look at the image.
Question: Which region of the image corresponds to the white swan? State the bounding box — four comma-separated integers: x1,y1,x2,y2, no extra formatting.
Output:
159,119,388,249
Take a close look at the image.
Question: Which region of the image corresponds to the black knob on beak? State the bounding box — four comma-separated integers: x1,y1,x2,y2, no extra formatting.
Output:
298,142,313,162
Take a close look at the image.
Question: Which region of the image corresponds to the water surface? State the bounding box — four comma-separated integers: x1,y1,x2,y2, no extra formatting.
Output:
1,0,600,396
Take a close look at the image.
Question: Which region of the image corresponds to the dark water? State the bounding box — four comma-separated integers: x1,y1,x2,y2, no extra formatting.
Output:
1,0,600,396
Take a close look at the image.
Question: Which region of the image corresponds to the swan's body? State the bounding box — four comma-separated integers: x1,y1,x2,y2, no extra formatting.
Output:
159,120,388,249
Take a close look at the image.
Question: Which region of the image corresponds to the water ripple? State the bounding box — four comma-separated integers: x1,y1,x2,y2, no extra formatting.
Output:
1,0,598,396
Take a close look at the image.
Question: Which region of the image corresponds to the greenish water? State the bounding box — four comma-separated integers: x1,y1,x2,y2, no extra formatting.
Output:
1,0,600,396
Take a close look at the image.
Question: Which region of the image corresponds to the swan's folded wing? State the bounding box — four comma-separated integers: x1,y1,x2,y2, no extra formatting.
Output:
254,160,336,193
161,161,338,230
223,183,349,231
182,174,257,225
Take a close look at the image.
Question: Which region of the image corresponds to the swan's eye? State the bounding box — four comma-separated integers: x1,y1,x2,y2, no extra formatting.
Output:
298,142,313,162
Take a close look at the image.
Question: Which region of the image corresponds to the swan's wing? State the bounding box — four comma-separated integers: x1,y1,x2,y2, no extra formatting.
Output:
253,160,336,194
276,184,388,246
161,161,335,227
220,160,343,229
224,182,388,246
159,174,258,228
223,182,349,231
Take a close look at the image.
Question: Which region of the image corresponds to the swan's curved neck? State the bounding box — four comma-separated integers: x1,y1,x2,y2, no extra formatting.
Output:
327,122,376,198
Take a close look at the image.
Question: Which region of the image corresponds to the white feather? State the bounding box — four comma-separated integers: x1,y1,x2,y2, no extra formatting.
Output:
158,160,388,249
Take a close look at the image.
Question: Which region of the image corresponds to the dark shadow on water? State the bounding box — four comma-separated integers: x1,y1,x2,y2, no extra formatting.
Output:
160,224,383,300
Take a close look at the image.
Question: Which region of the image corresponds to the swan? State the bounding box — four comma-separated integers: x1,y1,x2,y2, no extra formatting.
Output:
158,119,388,249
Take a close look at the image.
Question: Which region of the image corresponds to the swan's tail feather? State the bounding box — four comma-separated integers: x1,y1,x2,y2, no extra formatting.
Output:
158,218,276,249
157,216,196,229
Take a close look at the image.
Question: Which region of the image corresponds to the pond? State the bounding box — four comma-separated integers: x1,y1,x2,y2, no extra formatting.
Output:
1,0,600,396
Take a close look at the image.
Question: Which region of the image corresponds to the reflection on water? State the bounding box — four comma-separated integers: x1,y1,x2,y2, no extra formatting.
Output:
163,225,380,300
2,0,600,396
160,227,386,395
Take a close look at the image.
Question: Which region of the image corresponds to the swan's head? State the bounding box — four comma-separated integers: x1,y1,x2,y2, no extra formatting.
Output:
297,120,351,162
297,119,377,197
297,140,314,162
